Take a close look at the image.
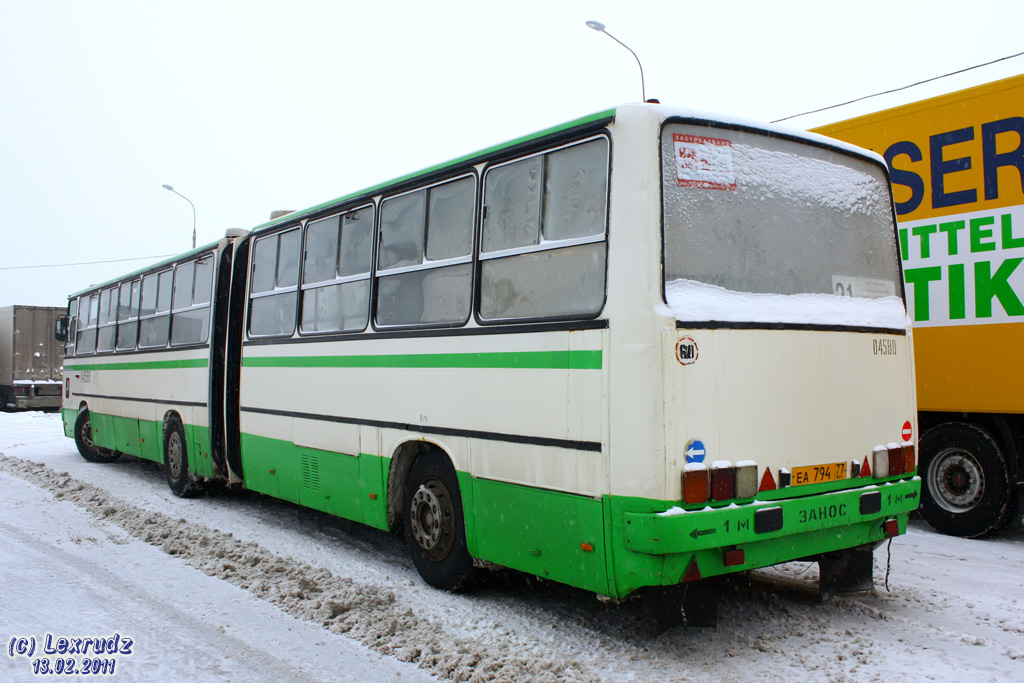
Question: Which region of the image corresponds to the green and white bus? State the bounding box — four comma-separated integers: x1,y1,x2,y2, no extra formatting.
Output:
58,104,920,631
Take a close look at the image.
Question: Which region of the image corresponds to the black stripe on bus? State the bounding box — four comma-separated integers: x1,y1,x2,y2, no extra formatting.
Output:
675,320,908,335
243,318,609,347
78,392,208,408
240,406,603,453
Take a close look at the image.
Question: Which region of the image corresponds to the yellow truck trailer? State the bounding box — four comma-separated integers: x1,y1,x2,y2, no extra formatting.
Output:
813,74,1024,537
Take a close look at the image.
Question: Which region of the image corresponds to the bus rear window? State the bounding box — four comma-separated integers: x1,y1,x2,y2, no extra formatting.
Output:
661,123,905,327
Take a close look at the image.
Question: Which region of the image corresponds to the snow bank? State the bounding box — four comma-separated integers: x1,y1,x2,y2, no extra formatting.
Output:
0,455,593,683
658,278,910,329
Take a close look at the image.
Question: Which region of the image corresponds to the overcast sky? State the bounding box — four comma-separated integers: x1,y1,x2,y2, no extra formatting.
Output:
1,0,1022,309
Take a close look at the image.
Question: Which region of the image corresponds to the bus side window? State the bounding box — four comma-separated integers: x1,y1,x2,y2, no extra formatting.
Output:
171,256,214,345
479,137,608,322
115,280,141,351
95,287,118,352
76,293,98,355
300,205,373,334
249,229,300,337
375,176,474,327
139,270,172,348
65,298,79,357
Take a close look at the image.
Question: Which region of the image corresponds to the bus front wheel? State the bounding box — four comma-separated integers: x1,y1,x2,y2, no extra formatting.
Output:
74,409,121,463
403,451,474,592
163,417,198,498
919,422,1015,538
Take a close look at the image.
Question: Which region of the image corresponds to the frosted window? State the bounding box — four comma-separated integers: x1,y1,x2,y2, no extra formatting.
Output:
251,237,277,294
480,243,605,321
339,209,373,277
661,123,900,298
249,294,296,337
172,261,195,310
277,230,300,288
482,157,541,252
140,274,159,317
379,192,425,270
304,216,340,285
376,264,471,327
156,272,172,313
300,281,369,333
543,139,608,241
139,316,169,348
194,257,214,305
426,177,474,261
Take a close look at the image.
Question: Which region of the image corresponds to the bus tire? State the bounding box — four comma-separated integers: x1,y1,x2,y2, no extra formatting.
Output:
74,409,122,463
919,422,1014,538
164,417,198,498
403,450,474,592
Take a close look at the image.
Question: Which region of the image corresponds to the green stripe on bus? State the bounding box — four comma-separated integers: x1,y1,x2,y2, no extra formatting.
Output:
65,358,209,371
242,350,602,370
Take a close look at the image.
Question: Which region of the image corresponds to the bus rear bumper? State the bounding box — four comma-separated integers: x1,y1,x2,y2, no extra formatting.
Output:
623,478,921,557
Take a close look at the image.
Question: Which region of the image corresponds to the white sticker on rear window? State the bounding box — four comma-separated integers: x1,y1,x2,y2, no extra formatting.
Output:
673,134,736,190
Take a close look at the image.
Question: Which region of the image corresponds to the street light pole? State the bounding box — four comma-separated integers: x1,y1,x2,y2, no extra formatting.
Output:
162,184,197,249
585,20,647,102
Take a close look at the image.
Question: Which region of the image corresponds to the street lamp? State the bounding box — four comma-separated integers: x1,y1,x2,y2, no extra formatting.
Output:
585,20,647,102
162,184,197,249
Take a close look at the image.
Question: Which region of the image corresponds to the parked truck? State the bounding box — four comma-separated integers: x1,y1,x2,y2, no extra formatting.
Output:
0,305,64,411
813,74,1024,537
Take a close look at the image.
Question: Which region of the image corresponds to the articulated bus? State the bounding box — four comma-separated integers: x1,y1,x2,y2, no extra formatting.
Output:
58,104,920,631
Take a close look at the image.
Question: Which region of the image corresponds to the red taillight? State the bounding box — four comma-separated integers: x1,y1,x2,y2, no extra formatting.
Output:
888,443,905,476
902,443,916,473
723,548,745,567
683,465,709,504
710,462,735,501
884,518,900,538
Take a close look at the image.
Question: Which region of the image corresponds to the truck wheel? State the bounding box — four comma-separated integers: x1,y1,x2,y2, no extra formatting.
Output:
919,423,1014,538
74,409,122,463
164,417,198,498
403,450,475,591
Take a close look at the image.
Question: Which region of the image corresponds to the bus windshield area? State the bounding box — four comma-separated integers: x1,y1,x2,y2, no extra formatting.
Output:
660,123,906,328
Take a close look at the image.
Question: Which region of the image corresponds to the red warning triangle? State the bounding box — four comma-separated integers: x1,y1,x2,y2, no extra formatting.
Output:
682,558,702,583
861,456,872,478
759,467,777,492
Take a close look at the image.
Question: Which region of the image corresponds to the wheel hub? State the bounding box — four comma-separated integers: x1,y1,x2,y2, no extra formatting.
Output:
167,432,183,479
930,448,984,513
410,478,454,560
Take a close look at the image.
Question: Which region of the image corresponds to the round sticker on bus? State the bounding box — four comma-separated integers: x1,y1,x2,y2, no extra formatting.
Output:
676,337,698,365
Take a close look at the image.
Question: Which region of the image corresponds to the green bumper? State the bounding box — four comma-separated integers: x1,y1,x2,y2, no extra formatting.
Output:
608,478,921,594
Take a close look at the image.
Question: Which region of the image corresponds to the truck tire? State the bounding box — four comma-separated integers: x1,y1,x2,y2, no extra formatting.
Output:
74,409,122,463
403,450,475,592
919,422,1014,538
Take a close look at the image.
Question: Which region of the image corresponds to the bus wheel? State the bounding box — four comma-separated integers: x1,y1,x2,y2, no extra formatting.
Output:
164,417,198,498
919,423,1014,538
74,409,122,463
403,451,474,591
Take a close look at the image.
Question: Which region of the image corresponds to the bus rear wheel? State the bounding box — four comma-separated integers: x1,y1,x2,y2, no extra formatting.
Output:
164,417,198,498
919,422,1015,538
403,451,474,592
74,409,121,463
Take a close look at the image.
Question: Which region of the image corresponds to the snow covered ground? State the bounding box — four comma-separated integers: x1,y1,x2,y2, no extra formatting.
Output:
2,411,1022,682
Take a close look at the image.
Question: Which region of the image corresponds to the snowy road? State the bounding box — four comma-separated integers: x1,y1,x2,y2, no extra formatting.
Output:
2,411,1022,682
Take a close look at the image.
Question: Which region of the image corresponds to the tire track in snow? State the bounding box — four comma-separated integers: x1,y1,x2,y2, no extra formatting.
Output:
0,454,595,683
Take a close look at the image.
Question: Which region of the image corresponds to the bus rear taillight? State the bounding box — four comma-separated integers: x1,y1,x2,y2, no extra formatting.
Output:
887,443,905,476
873,445,889,478
735,462,758,499
710,462,735,501
902,443,916,473
683,464,710,504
